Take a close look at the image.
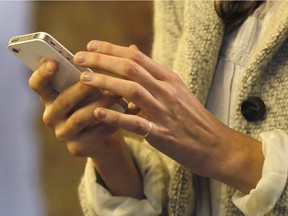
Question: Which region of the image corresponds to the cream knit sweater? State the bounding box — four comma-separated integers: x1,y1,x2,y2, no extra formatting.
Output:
79,1,288,215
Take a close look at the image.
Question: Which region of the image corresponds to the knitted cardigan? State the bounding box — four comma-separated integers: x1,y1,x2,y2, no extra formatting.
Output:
152,1,288,215
79,1,288,215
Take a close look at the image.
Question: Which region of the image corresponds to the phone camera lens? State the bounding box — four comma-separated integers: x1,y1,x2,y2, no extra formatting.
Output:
12,48,20,53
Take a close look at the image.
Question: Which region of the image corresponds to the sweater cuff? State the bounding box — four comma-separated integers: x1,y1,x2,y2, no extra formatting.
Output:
232,129,288,216
79,138,169,216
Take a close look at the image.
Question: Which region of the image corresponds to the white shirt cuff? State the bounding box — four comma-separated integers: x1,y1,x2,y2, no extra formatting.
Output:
232,129,288,216
79,138,169,216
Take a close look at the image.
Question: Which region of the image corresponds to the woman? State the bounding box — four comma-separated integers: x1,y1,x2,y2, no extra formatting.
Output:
29,0,288,215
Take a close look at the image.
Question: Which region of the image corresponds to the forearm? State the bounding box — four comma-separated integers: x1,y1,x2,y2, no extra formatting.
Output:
92,132,144,199
214,128,264,194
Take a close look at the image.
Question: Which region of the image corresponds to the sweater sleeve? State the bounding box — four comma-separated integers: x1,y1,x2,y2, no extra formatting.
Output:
226,129,288,216
78,136,170,216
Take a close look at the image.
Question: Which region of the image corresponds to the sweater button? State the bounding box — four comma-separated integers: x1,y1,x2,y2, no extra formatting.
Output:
241,97,266,122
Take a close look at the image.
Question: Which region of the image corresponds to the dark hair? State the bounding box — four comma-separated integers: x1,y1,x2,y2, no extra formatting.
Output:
214,0,263,28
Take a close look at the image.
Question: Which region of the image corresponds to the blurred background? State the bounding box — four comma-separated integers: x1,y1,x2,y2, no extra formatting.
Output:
0,1,153,216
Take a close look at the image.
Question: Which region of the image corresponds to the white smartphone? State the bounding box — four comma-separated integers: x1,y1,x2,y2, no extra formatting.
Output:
7,32,128,112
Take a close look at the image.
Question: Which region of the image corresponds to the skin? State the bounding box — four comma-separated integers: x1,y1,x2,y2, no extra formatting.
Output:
29,59,144,199
29,40,264,199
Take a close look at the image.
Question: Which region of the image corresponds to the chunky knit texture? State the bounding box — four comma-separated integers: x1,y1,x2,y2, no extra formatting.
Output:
152,0,288,215
78,1,288,215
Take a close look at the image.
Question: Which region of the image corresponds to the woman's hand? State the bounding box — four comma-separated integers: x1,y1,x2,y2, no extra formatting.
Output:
29,60,144,198
29,60,122,159
75,41,264,194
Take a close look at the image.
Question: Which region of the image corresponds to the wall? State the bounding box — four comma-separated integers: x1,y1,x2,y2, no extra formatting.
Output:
32,1,153,216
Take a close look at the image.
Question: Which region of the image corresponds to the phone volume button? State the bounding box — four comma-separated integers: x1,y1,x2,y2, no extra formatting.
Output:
66,54,73,62
50,40,56,46
11,38,19,42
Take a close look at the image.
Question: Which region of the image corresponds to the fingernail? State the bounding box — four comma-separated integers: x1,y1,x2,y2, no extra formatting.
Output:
46,61,53,72
95,109,107,119
89,41,98,51
75,53,86,63
81,72,93,82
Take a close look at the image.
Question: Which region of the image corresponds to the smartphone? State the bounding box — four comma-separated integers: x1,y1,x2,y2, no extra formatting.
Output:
7,32,128,112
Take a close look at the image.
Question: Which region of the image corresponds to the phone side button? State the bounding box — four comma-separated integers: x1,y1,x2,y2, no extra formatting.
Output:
66,54,72,62
11,38,19,42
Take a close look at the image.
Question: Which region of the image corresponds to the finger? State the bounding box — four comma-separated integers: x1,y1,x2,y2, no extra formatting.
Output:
94,107,155,138
55,102,99,141
74,51,158,88
77,123,117,144
46,82,103,124
126,102,141,115
129,44,139,50
86,41,169,81
55,93,121,141
75,51,163,99
29,60,58,105
80,71,163,114
65,123,118,158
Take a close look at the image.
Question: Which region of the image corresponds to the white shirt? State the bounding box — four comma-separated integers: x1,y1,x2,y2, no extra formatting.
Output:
206,1,288,215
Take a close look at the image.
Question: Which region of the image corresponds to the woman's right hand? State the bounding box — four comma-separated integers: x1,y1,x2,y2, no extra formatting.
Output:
29,60,144,198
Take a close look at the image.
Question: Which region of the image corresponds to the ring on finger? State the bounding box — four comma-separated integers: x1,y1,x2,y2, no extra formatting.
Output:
141,121,153,138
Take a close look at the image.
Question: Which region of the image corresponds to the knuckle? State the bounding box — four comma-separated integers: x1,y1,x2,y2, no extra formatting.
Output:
168,93,179,107
132,49,146,63
71,113,87,128
28,75,35,90
91,53,102,65
67,144,85,157
134,120,146,133
55,128,66,142
129,44,138,50
123,60,139,76
167,71,182,83
164,86,178,102
42,110,54,127
66,142,95,158
28,76,37,92
55,96,70,110
129,83,143,100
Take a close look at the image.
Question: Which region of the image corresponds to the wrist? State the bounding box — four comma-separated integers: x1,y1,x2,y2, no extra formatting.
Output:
91,132,144,199
211,128,264,194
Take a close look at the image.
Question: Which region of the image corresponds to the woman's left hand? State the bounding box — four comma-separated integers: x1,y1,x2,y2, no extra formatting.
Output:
74,41,264,193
